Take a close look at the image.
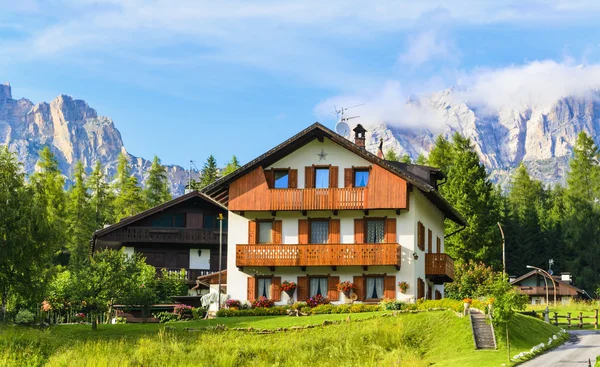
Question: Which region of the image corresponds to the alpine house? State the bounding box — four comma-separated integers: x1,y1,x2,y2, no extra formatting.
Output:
202,123,466,305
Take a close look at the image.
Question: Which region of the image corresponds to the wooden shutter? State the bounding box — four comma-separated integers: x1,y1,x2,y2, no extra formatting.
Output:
428,229,432,253
417,222,425,251
327,276,340,301
417,278,424,300
248,220,257,244
273,220,282,244
289,169,298,188
305,166,315,188
297,276,308,301
354,219,365,243
353,276,365,301
247,277,256,302
384,275,396,299
385,218,396,243
264,169,274,188
329,166,339,188
298,220,309,244
344,168,353,188
436,237,441,253
271,277,282,301
427,285,432,300
329,219,340,243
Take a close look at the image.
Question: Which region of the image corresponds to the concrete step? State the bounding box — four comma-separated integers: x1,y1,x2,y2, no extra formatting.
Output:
470,311,496,350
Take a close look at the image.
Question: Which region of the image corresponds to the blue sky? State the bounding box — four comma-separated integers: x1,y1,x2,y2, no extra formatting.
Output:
2,1,600,168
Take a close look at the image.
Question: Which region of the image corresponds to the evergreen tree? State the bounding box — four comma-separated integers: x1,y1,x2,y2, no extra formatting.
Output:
427,135,453,173
222,155,241,176
415,153,428,165
384,149,399,162
66,161,95,268
0,147,53,320
433,133,501,266
30,147,68,263
400,154,412,164
563,131,600,291
144,156,171,208
198,155,219,188
89,161,114,228
113,153,144,221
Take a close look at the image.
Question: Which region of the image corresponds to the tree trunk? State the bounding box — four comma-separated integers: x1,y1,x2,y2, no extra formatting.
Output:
1,289,7,322
92,315,97,331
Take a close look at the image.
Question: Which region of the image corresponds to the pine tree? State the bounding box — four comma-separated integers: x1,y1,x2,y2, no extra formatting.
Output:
428,135,453,173
144,156,171,208
198,155,219,188
415,153,428,165
436,133,501,266
222,155,241,176
384,149,399,162
563,131,600,291
113,153,144,221
30,147,68,263
89,161,114,228
400,154,412,164
66,161,95,268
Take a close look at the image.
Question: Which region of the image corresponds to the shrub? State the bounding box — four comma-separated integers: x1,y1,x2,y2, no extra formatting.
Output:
302,303,379,315
307,294,330,308
115,316,127,324
153,311,179,323
252,297,275,308
225,299,241,308
216,306,289,317
73,312,86,323
415,298,485,313
15,310,35,325
380,298,405,310
174,304,193,317
292,302,308,310
192,307,208,320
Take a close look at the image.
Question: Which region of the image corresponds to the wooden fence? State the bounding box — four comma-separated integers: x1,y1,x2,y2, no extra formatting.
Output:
36,309,113,325
548,310,599,329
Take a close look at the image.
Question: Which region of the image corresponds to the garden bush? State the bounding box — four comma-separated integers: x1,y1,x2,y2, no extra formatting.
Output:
251,297,275,308
153,311,179,323
216,306,289,317
14,310,35,325
415,298,485,313
307,294,330,307
379,299,406,311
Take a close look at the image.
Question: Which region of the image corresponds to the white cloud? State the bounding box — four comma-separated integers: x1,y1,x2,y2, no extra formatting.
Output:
398,29,455,67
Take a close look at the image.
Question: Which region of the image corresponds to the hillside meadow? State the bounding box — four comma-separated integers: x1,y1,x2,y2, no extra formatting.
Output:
0,310,565,367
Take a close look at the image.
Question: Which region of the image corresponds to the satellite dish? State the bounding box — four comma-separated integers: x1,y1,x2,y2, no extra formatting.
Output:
335,120,350,137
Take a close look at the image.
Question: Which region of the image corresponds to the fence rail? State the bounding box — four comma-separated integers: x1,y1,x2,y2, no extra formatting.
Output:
549,310,599,329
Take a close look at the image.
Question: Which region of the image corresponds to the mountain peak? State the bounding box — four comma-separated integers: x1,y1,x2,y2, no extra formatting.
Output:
0,82,11,100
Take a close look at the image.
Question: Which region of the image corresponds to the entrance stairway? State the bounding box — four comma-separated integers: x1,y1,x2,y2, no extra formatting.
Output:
470,310,497,350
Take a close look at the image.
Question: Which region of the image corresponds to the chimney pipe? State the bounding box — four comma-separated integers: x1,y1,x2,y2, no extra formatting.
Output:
353,124,367,149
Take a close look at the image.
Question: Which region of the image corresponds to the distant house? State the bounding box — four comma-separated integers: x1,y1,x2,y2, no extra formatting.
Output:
202,122,466,305
511,271,584,305
91,191,228,295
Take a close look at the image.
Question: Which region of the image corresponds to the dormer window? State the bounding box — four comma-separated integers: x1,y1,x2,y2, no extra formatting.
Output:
274,169,289,189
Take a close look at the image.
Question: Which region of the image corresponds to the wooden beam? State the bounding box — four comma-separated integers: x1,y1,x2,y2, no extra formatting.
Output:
300,266,306,272
395,209,401,215
332,266,337,271
363,210,369,216
270,211,276,216
362,265,368,271
269,266,275,272
333,210,338,216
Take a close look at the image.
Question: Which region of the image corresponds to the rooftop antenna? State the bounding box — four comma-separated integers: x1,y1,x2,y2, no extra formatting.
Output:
334,103,364,137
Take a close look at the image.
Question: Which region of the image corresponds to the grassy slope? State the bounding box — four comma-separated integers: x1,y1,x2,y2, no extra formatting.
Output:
0,311,564,367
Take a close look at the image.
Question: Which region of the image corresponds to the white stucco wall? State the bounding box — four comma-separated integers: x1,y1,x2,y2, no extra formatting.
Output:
189,248,211,269
122,246,135,257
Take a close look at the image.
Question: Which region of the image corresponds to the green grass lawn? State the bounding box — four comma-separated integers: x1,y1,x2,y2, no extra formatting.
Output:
0,311,566,367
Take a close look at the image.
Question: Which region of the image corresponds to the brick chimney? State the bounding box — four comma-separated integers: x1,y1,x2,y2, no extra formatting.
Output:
353,124,367,149
377,138,384,158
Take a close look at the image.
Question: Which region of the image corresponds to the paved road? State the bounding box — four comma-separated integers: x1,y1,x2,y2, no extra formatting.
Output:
519,330,600,367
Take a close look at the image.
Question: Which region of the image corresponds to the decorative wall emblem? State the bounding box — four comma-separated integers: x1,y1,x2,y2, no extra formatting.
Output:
317,149,328,161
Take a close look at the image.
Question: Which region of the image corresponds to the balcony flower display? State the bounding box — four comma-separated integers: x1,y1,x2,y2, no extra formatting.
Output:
336,281,355,298
225,299,242,310
252,296,275,308
397,281,409,293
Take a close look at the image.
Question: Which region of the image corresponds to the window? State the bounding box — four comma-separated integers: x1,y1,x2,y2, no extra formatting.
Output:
258,221,273,244
354,169,370,187
152,213,185,227
309,277,328,297
417,222,425,251
274,170,289,189
365,219,385,243
365,277,384,299
257,278,272,298
310,220,329,243
315,168,330,188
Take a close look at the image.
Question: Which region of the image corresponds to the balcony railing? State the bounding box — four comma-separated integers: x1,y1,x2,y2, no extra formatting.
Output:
425,253,454,283
236,243,400,267
156,268,215,283
100,227,227,244
270,188,366,211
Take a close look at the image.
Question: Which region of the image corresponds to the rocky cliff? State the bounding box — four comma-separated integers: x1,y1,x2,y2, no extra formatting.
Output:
0,83,195,195
363,88,600,187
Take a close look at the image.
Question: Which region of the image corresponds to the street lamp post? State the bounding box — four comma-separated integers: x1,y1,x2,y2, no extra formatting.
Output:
217,213,224,312
526,265,556,323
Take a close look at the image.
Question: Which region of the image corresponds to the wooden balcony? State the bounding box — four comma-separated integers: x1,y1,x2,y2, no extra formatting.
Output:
156,268,215,284
425,253,455,283
99,227,227,244
269,188,366,211
236,243,401,268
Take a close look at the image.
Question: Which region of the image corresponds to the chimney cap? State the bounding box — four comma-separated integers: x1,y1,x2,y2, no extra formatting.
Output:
353,124,367,134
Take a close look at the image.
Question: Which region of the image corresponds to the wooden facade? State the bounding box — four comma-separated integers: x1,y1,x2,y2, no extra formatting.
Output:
228,165,409,212
236,243,401,267
425,253,455,283
100,227,225,244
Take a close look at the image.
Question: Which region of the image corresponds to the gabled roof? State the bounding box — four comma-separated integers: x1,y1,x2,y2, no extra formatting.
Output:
511,270,584,294
202,122,466,225
92,190,227,238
